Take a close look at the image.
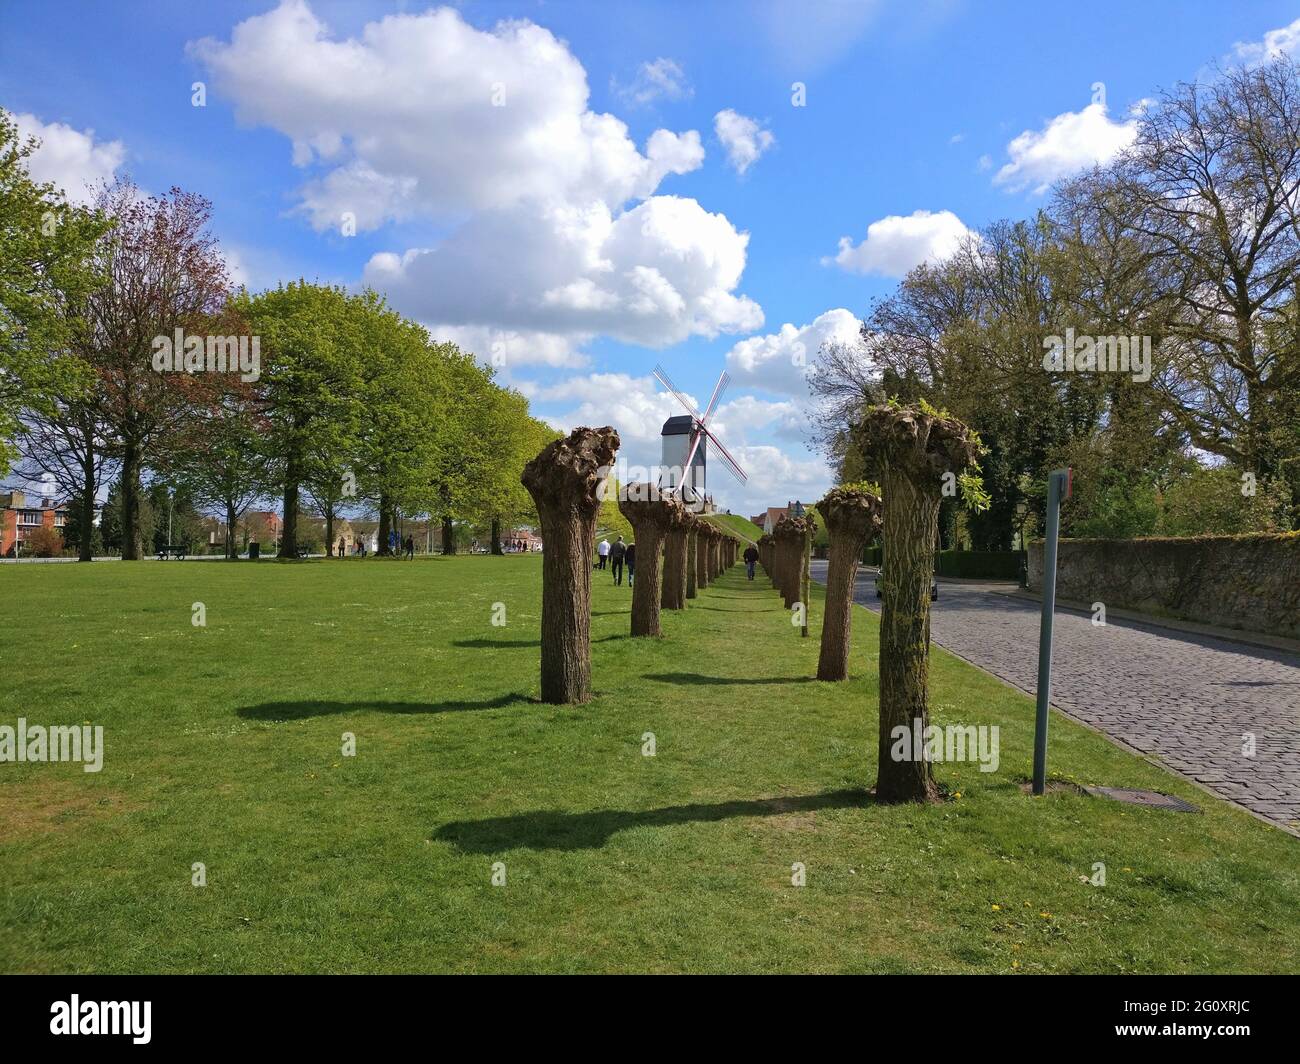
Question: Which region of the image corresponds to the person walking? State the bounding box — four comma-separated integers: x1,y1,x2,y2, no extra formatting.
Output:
337,536,346,558
743,543,759,581
597,537,610,569
625,541,636,587
610,536,626,585
405,534,414,559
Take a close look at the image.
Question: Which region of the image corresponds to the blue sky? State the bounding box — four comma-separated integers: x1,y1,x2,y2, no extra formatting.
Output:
5,0,1299,515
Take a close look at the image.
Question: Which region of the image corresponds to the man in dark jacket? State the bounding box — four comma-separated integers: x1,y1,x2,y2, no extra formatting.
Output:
743,544,759,580
624,542,636,587
610,536,627,585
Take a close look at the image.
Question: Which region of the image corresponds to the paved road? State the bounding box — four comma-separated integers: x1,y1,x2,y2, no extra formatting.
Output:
811,559,1300,834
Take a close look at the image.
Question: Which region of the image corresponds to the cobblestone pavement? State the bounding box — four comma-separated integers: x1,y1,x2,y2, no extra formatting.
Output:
810,560,1300,834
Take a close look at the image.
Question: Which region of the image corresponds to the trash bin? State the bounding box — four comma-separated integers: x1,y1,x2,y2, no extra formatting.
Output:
249,541,260,560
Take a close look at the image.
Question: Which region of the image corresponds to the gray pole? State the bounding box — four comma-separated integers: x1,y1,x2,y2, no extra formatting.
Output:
1033,468,1070,796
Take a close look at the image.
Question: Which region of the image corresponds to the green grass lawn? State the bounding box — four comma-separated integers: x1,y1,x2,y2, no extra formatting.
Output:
1,554,1297,973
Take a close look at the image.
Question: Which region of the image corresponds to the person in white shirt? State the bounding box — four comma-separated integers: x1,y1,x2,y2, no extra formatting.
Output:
596,538,610,569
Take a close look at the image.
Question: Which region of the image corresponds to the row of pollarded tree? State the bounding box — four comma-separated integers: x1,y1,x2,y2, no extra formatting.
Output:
520,426,740,705
761,402,986,805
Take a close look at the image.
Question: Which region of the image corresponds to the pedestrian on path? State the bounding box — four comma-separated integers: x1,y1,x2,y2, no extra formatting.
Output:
610,536,626,584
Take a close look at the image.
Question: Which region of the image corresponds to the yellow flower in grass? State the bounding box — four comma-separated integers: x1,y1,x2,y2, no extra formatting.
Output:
991,904,1001,911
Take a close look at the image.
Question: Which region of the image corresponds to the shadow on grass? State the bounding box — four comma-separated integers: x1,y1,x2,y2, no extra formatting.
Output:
642,672,817,686
237,693,535,720
453,634,627,649
434,788,873,851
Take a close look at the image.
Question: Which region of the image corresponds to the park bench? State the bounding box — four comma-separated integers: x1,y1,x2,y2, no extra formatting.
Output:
157,544,187,560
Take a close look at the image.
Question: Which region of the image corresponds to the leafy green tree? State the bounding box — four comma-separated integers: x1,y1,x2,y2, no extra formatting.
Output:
0,109,110,467
235,282,363,559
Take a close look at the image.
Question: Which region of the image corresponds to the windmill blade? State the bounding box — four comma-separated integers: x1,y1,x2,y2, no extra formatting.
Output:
652,364,702,420
700,371,730,424
699,423,748,484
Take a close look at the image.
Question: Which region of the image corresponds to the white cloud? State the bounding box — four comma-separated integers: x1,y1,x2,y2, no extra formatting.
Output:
1232,17,1300,66
194,2,756,351
363,195,762,347
12,112,125,203
425,324,591,370
827,210,973,277
725,309,861,396
994,103,1137,194
613,58,693,106
714,109,775,175
190,1,705,230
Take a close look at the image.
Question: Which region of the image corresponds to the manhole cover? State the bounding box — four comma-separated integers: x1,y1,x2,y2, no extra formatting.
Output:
1083,786,1200,812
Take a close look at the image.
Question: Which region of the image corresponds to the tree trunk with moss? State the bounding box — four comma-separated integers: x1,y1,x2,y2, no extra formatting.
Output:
855,404,983,803
685,528,698,599
695,528,710,589
661,508,690,609
521,426,620,703
620,490,682,636
816,487,882,681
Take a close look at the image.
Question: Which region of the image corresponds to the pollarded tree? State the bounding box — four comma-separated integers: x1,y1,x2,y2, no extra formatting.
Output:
619,487,680,636
771,516,804,608
521,425,619,704
815,485,883,681
854,401,984,803
661,504,692,610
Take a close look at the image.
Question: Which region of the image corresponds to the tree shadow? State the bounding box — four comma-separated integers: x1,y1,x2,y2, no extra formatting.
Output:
693,606,779,613
642,672,818,686
236,693,535,720
433,788,872,851
453,634,627,649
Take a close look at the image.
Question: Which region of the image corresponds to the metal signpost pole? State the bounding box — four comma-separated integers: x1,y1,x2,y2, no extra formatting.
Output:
1033,468,1071,796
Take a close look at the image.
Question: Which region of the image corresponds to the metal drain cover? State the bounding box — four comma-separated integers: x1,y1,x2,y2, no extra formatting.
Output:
1084,786,1200,812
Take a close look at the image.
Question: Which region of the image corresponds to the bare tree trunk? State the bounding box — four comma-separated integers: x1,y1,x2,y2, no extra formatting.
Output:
661,522,688,609
521,426,620,703
696,530,710,589
875,469,941,803
378,493,392,556
225,501,237,560
325,509,335,558
442,515,456,555
815,488,881,681
630,527,665,635
801,533,811,638
78,452,96,562
490,517,503,555
280,443,300,559
120,442,142,560
685,529,697,599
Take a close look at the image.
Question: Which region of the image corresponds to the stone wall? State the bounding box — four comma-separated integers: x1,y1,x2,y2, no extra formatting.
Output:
1027,533,1300,638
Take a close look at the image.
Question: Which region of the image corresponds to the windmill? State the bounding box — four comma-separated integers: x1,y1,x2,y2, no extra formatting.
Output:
652,364,748,510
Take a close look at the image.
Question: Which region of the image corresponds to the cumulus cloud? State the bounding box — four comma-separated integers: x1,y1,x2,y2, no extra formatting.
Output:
363,195,762,347
424,324,591,370
190,1,705,229
613,58,693,106
827,210,973,277
725,309,861,396
714,109,775,175
1231,17,1300,66
193,2,758,350
994,103,1137,194
12,112,125,203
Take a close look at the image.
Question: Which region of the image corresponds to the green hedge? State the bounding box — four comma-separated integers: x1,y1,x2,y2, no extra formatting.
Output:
936,550,1024,579
860,546,1023,579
